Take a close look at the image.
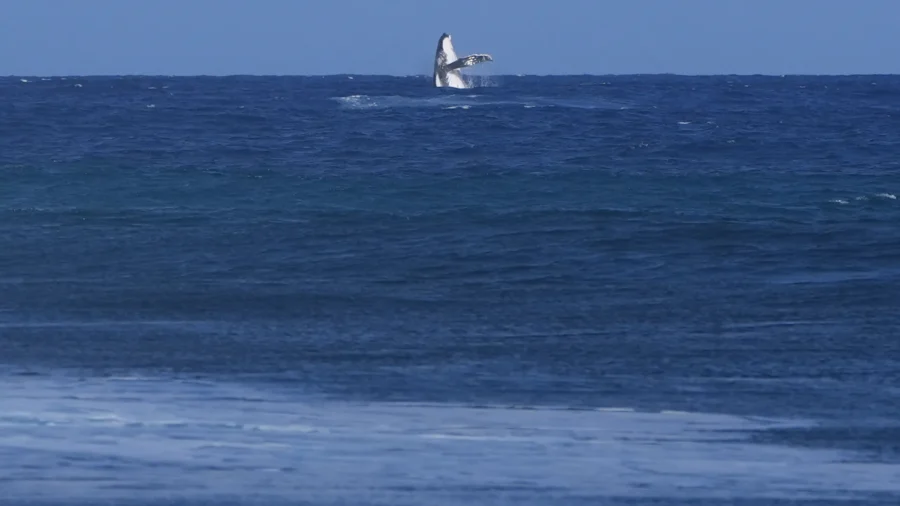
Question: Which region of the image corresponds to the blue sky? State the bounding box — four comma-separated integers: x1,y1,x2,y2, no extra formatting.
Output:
1,0,897,76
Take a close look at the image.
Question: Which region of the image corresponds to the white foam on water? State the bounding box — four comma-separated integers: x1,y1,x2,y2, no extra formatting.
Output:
332,94,628,111
827,192,896,205
1,374,898,504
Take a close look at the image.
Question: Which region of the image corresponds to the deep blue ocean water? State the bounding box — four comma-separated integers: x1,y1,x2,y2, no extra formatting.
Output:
1,74,899,505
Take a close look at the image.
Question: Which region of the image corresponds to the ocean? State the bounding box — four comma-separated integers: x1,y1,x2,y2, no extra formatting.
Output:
1,74,899,505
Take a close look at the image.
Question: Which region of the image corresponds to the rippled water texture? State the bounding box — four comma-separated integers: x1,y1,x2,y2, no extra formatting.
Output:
1,74,899,504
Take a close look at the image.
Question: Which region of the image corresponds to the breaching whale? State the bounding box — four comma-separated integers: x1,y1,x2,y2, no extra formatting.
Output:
433,33,493,88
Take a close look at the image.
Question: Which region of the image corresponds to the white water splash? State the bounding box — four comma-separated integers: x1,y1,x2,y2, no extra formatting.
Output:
465,74,498,88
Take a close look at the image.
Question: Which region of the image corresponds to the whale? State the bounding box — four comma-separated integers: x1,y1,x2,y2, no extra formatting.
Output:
433,33,493,88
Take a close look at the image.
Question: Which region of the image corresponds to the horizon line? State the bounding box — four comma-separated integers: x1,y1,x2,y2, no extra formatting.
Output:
4,72,900,78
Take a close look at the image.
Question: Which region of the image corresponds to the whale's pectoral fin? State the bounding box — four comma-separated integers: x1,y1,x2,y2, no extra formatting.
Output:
446,54,493,71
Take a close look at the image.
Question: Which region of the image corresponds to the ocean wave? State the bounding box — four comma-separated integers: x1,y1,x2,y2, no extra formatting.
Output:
6,374,891,503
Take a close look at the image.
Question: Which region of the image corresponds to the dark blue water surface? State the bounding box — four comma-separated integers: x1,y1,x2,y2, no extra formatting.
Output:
1,74,899,505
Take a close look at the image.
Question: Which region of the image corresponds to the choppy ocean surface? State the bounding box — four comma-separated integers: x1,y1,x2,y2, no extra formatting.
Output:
1,74,899,505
